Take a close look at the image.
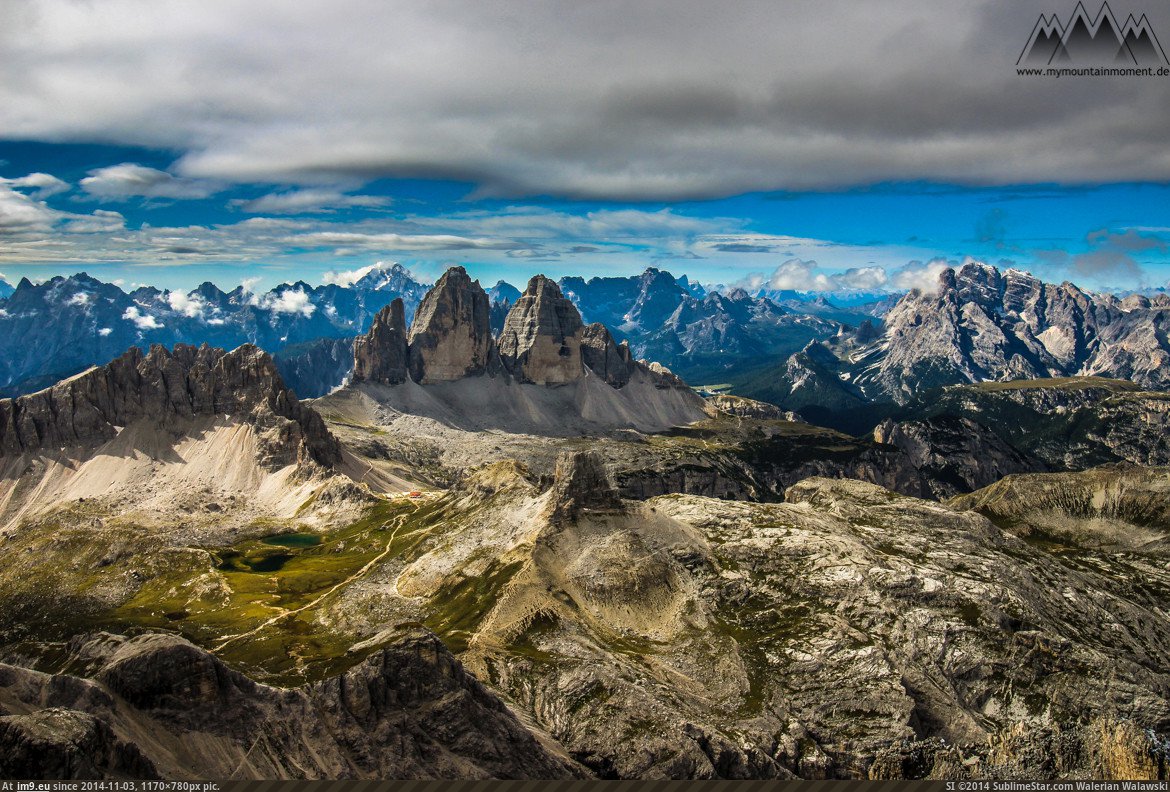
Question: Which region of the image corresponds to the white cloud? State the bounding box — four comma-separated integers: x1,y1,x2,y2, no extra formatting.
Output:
122,306,163,329
233,188,390,214
98,327,113,336
891,258,953,293
250,287,315,317
239,276,263,293
737,257,955,295
80,163,219,200
64,209,126,233
0,184,58,232
322,260,397,287
764,260,836,292
0,172,69,199
166,289,209,318
66,292,90,306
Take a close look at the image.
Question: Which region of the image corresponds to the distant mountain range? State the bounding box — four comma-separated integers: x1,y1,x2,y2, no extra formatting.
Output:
740,262,1170,427
0,265,429,398
5,262,1169,416
0,266,880,399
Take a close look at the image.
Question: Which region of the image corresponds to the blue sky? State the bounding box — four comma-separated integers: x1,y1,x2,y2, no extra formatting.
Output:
3,1,1170,294
3,140,1168,294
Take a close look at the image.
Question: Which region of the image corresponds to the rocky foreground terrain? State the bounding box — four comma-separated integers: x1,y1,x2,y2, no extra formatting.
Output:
0,629,580,779
2,446,1167,779
1,265,1169,780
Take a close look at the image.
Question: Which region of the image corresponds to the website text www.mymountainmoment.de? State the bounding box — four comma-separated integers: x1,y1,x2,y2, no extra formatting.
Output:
1017,65,1170,77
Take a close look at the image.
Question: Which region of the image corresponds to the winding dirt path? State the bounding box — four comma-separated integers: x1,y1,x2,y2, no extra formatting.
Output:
212,504,419,653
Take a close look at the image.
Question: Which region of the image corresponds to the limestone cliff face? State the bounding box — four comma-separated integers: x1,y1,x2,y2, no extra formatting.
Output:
352,298,409,385
0,343,340,468
350,267,701,404
873,415,1046,499
580,323,636,388
407,267,498,384
497,276,585,385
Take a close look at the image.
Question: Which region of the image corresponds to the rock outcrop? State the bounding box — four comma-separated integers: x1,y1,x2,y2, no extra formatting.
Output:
0,709,158,780
751,263,1170,413
547,451,623,523
497,276,585,385
886,378,1170,472
407,267,498,384
704,394,799,421
353,298,409,385
0,630,582,779
0,343,340,468
873,415,1046,499
950,464,1170,552
579,322,636,388
341,267,706,435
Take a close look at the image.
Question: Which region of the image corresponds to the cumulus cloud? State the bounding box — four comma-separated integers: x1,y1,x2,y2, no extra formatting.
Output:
122,306,163,329
66,292,90,306
166,290,209,318
0,184,58,232
239,276,263,293
250,287,315,317
233,188,391,214
98,327,112,336
889,259,954,293
80,164,219,200
736,257,955,294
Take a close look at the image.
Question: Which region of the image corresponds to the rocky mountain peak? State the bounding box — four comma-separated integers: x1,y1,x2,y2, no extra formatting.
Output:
353,298,409,385
497,275,585,385
624,268,687,329
580,322,636,388
407,266,498,384
0,343,340,469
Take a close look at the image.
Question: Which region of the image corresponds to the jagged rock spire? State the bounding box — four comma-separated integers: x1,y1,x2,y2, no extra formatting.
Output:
406,267,497,384
497,275,585,385
353,298,409,385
